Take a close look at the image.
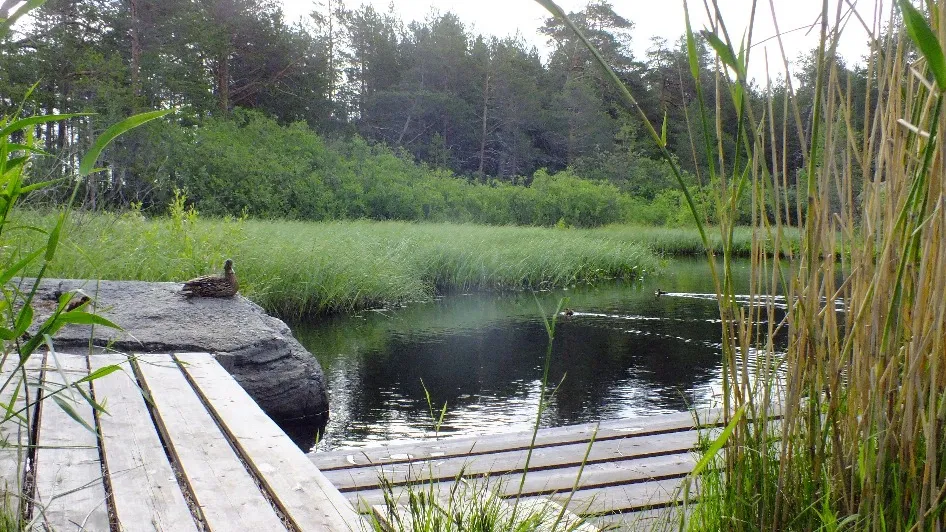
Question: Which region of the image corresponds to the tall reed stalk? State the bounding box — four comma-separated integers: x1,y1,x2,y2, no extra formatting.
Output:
540,0,946,529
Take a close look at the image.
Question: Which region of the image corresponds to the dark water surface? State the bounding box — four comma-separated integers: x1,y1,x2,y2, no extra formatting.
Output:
291,258,769,452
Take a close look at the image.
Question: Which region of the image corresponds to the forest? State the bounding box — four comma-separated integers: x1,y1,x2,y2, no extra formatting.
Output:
0,0,868,225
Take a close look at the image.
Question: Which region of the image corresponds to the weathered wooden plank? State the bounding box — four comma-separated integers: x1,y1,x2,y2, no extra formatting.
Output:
311,409,722,471
32,352,110,531
175,352,363,531
345,454,694,511
338,452,693,508
588,505,690,532
348,473,691,515
0,353,44,516
134,354,286,531
491,453,696,498
535,477,694,515
90,354,198,532
323,429,699,491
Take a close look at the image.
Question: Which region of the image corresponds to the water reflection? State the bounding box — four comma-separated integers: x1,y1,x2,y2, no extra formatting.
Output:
290,258,785,452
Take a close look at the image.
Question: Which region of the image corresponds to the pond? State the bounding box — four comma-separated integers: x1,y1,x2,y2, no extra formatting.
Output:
290,257,779,452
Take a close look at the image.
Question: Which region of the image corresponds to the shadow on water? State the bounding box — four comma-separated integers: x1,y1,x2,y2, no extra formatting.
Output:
285,257,785,452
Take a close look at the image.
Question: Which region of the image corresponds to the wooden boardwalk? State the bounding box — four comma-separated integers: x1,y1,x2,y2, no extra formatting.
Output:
309,410,723,530
0,352,363,531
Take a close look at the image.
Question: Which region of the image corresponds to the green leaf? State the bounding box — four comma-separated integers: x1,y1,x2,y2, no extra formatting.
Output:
77,364,122,384
44,212,65,261
0,114,87,140
702,30,743,79
20,178,67,194
3,144,51,157
54,311,121,330
660,112,669,147
14,303,33,336
0,247,44,286
79,109,173,177
3,156,29,171
898,0,946,91
0,326,16,341
690,405,746,477
683,2,702,81
51,394,95,433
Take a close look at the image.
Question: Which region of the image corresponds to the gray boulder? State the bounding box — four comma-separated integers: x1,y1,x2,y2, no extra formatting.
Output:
24,278,328,430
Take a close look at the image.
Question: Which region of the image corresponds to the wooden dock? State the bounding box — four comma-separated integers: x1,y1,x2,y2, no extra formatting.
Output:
309,410,723,530
0,351,363,531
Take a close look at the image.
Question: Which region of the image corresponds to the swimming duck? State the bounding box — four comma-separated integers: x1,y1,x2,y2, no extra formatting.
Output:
655,289,668,297
182,259,239,298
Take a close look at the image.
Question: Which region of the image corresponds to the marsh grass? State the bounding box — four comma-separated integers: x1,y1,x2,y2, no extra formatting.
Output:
8,212,663,319
541,0,946,529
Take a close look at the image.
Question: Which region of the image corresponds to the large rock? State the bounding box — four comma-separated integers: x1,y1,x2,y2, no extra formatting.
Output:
25,279,328,430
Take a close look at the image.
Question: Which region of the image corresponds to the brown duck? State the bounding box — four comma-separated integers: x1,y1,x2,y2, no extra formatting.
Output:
182,259,239,298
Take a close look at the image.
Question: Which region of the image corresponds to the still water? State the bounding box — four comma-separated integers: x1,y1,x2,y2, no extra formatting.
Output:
292,258,775,452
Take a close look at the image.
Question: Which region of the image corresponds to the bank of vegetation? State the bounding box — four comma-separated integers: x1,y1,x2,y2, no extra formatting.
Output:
10,210,662,318
2,0,827,229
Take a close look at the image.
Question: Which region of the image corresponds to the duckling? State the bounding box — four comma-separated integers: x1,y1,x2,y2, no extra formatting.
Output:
182,259,239,298
66,292,92,312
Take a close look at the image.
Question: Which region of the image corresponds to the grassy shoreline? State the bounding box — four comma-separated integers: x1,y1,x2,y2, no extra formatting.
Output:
7,211,798,319
8,212,659,318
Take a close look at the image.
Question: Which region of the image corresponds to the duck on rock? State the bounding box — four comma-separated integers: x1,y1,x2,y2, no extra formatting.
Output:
182,259,239,298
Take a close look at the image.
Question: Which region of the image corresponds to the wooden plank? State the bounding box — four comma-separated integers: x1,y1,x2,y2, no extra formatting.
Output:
322,429,699,491
536,477,695,515
0,353,44,516
175,352,363,531
492,453,696,497
90,354,198,532
311,409,723,471
134,354,286,531
32,352,110,531
339,452,694,503
349,475,693,516
587,506,689,531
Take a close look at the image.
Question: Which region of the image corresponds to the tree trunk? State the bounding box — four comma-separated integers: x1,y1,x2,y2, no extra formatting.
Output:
216,50,230,115
478,67,490,182
128,0,142,100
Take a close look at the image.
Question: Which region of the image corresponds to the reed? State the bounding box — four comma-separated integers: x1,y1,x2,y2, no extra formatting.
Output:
7,212,658,319
541,0,946,528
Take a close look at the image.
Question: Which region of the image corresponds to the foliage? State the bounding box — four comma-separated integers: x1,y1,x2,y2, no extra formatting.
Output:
0,0,835,216
91,108,667,227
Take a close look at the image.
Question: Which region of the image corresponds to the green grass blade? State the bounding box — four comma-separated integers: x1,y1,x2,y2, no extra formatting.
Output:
77,364,122,384
898,0,946,91
78,109,173,177
702,30,743,78
691,405,745,477
0,114,87,139
50,394,94,433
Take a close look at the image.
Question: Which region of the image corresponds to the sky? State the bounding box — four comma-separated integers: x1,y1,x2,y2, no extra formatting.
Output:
281,0,888,83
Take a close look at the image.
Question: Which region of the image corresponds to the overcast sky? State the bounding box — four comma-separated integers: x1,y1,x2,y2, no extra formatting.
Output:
281,0,888,82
